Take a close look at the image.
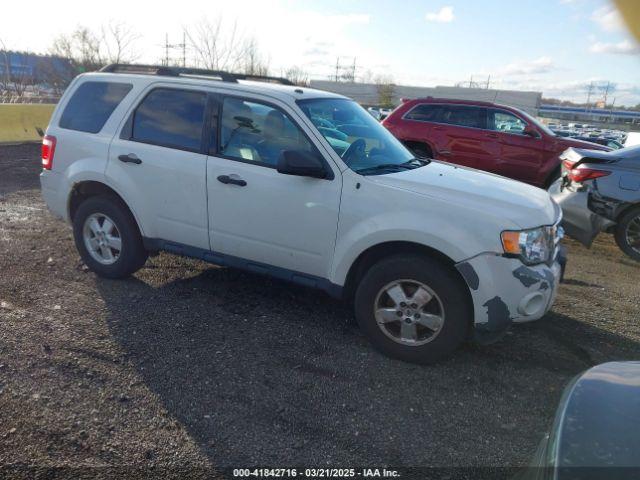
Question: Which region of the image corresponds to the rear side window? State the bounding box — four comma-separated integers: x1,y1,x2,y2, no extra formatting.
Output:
404,104,442,122
59,81,132,133
440,105,486,129
132,88,206,152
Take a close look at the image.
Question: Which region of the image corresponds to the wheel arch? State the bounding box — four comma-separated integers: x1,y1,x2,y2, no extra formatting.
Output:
342,240,468,300
68,180,145,237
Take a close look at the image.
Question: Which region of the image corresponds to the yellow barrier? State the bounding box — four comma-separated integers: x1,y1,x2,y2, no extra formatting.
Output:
0,104,55,143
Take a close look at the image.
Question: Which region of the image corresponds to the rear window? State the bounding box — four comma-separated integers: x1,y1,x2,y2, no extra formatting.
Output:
59,81,132,133
440,105,486,129
131,88,206,152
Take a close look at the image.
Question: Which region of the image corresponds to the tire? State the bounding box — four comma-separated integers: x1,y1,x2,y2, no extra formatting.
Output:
614,206,640,262
72,195,148,278
354,254,472,364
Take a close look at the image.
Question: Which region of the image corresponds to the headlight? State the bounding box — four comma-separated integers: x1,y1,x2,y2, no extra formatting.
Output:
501,227,555,265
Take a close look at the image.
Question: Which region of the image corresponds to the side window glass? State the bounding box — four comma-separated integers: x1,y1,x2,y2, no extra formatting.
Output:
59,81,132,133
491,110,527,134
220,98,315,166
440,106,484,129
132,88,206,151
405,104,441,122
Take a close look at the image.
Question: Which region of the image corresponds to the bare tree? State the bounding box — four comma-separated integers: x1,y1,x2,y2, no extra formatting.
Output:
0,38,11,95
101,22,140,64
50,23,139,73
185,17,246,71
283,66,309,86
374,74,395,108
242,38,269,76
0,40,33,99
51,26,103,72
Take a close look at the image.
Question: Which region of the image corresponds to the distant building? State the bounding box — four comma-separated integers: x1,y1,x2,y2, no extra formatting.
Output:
539,104,640,125
309,80,542,115
0,51,74,85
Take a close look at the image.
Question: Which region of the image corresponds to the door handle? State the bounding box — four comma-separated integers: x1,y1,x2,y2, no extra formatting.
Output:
217,175,247,187
118,153,142,164
439,150,452,155
486,133,499,139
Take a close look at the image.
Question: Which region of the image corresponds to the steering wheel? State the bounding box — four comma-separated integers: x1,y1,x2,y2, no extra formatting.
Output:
341,138,367,165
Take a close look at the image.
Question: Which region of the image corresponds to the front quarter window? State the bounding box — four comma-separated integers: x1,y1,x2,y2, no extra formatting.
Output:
298,98,417,174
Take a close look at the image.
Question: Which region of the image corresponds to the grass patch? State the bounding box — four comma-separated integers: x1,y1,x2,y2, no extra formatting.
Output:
0,104,55,143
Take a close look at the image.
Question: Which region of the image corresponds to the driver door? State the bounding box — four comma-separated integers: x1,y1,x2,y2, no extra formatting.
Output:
206,95,342,278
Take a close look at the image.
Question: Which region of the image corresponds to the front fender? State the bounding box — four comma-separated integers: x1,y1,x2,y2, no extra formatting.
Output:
330,211,481,286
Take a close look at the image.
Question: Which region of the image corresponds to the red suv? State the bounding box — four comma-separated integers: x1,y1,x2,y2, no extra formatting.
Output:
382,98,610,188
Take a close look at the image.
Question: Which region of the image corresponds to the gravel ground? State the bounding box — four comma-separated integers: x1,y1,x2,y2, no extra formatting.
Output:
1,144,639,478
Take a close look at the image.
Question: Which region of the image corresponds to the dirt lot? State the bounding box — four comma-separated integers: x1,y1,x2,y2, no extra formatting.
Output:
1,143,639,478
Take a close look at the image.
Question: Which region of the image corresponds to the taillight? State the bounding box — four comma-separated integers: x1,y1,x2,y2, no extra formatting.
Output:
42,135,56,170
567,165,611,183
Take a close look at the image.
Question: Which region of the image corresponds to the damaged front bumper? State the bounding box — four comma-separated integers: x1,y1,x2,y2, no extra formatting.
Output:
456,249,564,344
549,179,615,247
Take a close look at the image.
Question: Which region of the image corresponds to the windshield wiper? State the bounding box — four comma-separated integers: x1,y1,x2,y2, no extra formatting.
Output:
356,163,416,175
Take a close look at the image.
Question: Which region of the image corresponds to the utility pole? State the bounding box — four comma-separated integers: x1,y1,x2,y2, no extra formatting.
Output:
469,75,473,88
335,57,340,82
586,81,594,112
486,75,491,89
351,57,356,83
165,33,169,66
183,31,186,67
163,32,187,67
603,81,611,106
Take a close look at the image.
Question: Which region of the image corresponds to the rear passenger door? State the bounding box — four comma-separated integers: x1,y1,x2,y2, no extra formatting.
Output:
107,86,211,250
431,105,497,170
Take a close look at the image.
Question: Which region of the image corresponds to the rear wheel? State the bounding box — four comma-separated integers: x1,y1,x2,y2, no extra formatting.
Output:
72,195,148,278
354,255,471,364
614,206,640,262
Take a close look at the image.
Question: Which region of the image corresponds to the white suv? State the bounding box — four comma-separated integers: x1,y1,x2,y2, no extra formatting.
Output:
40,64,565,364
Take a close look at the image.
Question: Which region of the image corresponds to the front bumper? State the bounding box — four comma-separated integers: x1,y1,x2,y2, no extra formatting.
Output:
456,250,563,344
549,179,614,247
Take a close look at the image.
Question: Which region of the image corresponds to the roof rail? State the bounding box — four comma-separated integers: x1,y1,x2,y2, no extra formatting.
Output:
99,64,238,83
99,64,296,86
233,74,295,86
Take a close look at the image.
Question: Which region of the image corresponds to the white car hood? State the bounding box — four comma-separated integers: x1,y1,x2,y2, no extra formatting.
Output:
370,161,558,230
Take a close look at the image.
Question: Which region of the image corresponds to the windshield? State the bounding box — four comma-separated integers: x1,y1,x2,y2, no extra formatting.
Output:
297,98,417,174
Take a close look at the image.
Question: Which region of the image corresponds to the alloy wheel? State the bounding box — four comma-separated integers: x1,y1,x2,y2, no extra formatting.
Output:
373,279,445,346
82,213,122,265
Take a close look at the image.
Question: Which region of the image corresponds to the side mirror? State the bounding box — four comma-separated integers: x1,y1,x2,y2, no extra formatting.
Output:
523,125,541,138
277,150,327,179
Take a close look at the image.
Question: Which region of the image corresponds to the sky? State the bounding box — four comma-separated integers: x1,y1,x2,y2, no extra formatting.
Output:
2,0,640,105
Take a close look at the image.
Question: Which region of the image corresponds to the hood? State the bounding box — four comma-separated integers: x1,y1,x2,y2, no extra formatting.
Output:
369,161,558,230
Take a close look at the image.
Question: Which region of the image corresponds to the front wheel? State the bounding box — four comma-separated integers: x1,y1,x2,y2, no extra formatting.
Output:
354,255,472,364
614,206,640,262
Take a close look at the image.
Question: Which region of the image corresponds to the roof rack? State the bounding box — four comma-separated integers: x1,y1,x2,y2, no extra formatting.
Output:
99,64,295,86
233,74,295,86
99,64,238,82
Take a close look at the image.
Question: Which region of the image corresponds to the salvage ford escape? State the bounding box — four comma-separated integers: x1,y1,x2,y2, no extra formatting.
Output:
40,64,564,364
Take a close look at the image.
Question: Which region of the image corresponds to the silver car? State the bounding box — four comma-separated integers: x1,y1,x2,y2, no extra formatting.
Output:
550,146,640,261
